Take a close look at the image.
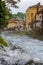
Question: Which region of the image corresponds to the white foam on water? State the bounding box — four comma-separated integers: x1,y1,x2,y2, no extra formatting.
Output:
0,31,43,64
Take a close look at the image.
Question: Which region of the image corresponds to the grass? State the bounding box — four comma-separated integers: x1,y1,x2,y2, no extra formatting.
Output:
0,37,8,46
18,31,43,41
17,31,27,36
26,31,43,41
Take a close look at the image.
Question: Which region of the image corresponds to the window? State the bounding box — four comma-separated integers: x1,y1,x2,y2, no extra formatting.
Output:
40,16,42,19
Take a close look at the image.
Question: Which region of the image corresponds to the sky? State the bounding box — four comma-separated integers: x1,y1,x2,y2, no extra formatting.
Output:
10,0,43,14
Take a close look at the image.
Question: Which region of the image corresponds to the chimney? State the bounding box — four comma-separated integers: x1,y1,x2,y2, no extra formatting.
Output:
37,2,40,6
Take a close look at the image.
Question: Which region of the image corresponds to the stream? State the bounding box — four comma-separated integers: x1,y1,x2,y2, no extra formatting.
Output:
0,31,43,65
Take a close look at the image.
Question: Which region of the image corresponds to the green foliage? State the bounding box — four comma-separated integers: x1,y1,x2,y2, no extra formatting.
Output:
25,60,34,65
12,14,17,19
13,12,25,21
0,0,9,28
26,31,43,41
17,31,28,36
17,12,25,20
0,37,8,46
0,0,20,29
18,31,43,41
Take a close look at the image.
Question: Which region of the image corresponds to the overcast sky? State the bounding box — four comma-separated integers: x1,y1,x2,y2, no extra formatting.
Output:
10,0,43,14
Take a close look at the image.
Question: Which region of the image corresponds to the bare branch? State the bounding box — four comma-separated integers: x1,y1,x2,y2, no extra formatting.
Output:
5,0,20,8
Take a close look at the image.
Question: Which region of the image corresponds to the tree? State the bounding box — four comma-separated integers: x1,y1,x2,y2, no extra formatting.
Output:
13,12,25,21
6,0,20,8
0,0,7,28
0,0,20,28
17,12,25,21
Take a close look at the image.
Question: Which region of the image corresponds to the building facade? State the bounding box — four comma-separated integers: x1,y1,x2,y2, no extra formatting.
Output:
7,18,19,29
26,3,43,30
33,9,43,29
7,18,25,31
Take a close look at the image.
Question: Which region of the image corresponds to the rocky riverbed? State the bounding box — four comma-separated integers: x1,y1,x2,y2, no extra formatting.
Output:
0,31,43,65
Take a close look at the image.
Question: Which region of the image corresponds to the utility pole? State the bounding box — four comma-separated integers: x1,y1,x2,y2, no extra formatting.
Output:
35,3,40,29
35,14,36,28
42,9,43,33
31,13,33,28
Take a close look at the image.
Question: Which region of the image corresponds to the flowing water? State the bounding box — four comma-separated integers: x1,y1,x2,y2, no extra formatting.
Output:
0,31,43,65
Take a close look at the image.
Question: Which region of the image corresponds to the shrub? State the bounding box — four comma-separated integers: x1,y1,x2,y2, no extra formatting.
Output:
0,37,8,46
